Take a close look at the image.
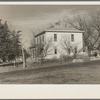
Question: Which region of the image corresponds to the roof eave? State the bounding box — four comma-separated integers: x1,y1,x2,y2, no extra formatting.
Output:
34,31,46,37
45,30,85,33
34,30,85,37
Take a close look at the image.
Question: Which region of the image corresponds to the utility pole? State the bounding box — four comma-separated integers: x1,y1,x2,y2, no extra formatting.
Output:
17,30,26,68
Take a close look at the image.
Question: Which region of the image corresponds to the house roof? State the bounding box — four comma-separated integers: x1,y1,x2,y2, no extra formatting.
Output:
35,25,84,37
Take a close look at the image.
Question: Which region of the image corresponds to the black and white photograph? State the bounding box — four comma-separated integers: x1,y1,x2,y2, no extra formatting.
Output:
0,3,100,84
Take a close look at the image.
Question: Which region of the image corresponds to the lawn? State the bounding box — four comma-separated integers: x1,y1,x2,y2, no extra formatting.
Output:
0,60,100,84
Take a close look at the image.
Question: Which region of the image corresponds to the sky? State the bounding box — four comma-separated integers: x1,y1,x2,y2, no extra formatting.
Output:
0,5,100,48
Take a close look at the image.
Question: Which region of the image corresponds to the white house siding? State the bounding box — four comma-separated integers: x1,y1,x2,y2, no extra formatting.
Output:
45,31,83,59
35,30,83,59
35,34,45,44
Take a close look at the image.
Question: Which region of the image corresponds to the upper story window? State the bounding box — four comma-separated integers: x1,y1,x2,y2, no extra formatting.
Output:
42,35,44,42
40,36,41,43
37,37,38,44
71,34,74,42
54,34,57,42
34,38,36,44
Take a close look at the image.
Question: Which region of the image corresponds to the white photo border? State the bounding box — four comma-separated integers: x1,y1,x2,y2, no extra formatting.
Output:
0,1,100,99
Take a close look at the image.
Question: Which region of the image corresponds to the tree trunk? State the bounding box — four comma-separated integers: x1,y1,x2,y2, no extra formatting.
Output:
22,46,26,68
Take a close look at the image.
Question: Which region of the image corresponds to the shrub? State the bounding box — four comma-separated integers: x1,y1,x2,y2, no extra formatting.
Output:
60,54,74,63
76,52,90,62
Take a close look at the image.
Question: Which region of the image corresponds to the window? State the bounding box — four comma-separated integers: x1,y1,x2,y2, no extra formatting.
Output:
83,49,85,52
71,34,74,42
54,47,57,54
40,36,41,43
37,37,38,44
68,48,71,54
35,38,36,44
42,35,44,42
54,34,57,41
33,48,35,58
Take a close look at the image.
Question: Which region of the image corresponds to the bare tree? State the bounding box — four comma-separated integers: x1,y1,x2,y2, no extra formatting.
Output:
90,11,100,48
60,35,81,62
64,14,99,55
30,21,60,62
37,37,53,64
60,35,73,56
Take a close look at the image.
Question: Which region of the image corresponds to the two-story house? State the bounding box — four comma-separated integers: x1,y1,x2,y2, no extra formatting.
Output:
31,26,84,60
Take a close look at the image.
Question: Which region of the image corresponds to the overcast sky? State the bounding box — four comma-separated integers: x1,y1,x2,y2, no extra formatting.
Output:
0,5,100,48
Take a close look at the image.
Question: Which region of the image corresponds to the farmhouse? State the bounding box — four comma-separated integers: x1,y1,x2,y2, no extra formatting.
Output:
30,26,84,60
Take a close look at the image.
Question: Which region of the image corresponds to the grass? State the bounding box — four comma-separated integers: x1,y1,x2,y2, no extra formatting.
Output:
0,60,100,84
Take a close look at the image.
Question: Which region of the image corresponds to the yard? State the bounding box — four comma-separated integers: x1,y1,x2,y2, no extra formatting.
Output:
0,60,100,84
